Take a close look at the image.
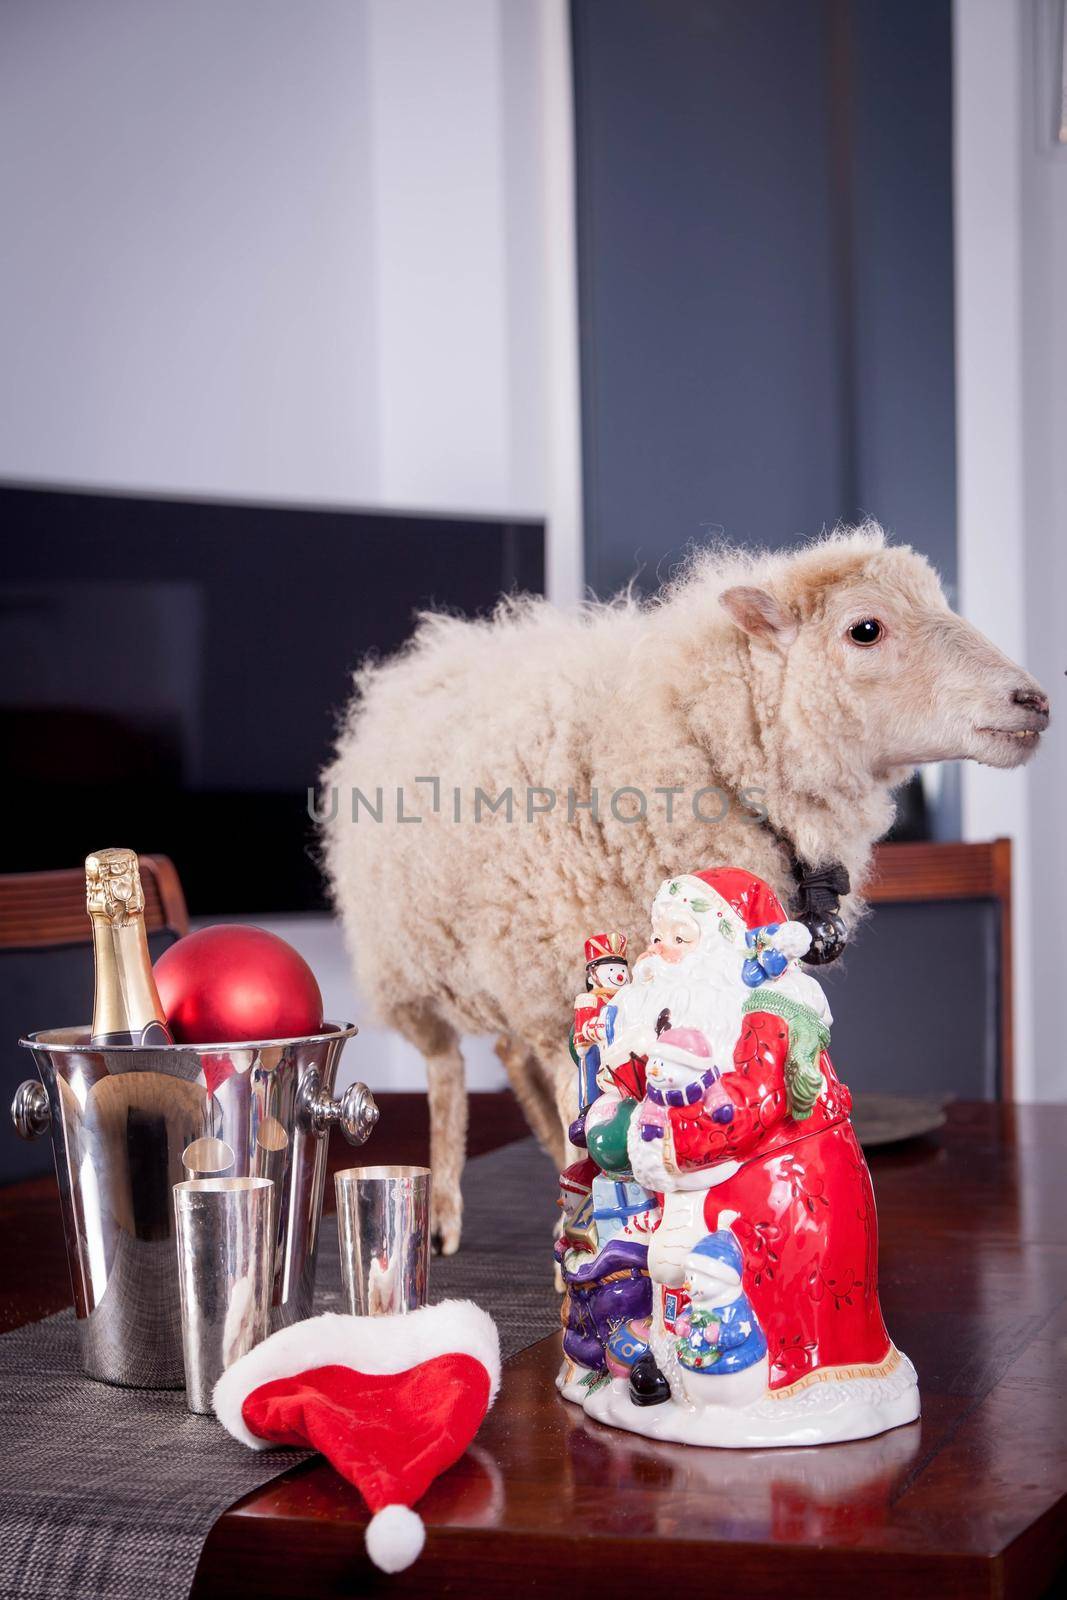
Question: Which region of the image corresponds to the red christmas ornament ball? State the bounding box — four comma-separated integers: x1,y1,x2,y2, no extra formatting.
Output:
154,925,324,1044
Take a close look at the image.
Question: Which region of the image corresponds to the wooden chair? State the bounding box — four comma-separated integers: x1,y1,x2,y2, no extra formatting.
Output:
1,856,189,1183
866,838,1013,1095
831,838,1014,1100
0,855,188,950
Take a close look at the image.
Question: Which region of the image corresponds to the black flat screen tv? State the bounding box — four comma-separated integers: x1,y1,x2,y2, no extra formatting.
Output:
1,483,544,912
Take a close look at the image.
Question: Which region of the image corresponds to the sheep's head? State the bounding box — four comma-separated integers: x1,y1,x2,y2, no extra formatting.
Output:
717,530,1049,781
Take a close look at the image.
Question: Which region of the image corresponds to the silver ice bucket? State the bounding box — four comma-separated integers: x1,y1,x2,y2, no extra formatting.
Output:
13,1022,378,1388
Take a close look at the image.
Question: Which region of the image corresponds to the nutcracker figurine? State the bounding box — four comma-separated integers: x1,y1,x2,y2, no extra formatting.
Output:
570,932,631,1137
555,866,920,1448
556,931,658,1392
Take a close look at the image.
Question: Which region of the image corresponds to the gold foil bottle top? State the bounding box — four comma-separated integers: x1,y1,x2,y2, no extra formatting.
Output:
86,847,172,1045
86,848,145,925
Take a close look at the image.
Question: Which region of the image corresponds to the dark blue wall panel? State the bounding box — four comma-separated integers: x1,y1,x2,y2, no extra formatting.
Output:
572,0,957,597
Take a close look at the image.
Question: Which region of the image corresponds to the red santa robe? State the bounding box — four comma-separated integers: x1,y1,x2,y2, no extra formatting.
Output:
667,993,892,1391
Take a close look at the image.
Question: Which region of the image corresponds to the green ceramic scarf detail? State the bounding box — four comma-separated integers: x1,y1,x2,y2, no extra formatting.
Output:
741,989,830,1121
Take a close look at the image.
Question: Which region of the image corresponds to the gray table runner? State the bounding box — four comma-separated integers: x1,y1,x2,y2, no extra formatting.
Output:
0,1137,558,1600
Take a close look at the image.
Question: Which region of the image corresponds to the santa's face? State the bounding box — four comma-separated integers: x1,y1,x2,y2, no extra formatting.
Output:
592,959,629,992
629,907,742,994
638,908,700,966
612,906,749,1075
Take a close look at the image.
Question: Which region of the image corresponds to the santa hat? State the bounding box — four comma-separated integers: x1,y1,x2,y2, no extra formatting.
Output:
649,1026,712,1074
214,1300,500,1573
653,868,811,963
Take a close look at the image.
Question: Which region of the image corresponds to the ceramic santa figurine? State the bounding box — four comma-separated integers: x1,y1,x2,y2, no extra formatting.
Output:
558,866,920,1448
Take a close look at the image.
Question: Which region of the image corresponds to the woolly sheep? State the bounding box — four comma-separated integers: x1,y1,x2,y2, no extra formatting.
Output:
320,525,1049,1252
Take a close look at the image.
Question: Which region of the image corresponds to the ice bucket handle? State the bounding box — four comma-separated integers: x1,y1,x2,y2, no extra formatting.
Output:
12,1080,51,1140
307,1079,379,1146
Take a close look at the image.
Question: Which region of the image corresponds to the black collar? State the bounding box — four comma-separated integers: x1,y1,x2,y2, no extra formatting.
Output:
763,827,851,965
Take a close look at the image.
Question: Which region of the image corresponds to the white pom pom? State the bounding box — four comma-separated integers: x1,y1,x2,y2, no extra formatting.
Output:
365,1504,426,1572
770,920,812,960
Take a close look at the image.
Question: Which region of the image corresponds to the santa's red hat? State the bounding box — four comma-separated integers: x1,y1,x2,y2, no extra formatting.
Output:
691,867,787,927
214,1300,500,1573
653,868,811,960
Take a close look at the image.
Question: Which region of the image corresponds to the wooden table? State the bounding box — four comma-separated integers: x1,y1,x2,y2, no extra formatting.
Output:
4,1099,1066,1598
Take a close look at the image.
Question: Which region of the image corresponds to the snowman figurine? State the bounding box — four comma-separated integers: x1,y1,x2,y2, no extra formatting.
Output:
675,1229,769,1410
633,1026,735,1146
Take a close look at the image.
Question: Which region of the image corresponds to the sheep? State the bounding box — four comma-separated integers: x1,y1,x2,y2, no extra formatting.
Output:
320,523,1049,1253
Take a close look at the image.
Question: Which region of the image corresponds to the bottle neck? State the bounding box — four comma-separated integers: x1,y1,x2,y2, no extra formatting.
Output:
90,914,169,1043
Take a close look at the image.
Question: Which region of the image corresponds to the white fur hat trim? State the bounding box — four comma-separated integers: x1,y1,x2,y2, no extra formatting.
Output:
652,874,736,926
767,920,813,959
652,876,812,960
213,1298,501,1451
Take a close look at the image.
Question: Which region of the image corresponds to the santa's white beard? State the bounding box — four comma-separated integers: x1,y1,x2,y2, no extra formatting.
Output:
610,939,747,1077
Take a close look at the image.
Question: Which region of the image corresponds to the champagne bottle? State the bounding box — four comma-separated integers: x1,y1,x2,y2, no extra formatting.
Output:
86,848,174,1046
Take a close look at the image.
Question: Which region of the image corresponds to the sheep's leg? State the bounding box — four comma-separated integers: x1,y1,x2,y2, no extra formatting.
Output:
549,1046,581,1169
495,1037,570,1293
424,1036,468,1256
543,1045,582,1295
522,1033,580,1169
395,1004,467,1256
494,1036,566,1169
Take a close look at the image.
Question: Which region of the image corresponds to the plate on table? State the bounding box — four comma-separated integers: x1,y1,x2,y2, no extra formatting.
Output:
850,1093,949,1148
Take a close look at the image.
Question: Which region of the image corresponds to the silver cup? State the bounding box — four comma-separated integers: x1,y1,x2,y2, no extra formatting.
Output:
173,1176,274,1413
334,1165,430,1317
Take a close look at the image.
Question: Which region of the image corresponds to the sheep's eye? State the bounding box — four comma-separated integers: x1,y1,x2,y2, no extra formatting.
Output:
653,936,662,944
674,936,684,944
848,618,883,646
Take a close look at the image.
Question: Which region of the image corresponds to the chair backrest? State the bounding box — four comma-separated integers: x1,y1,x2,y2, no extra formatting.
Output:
822,838,1013,1101
0,855,188,950
1,856,189,1184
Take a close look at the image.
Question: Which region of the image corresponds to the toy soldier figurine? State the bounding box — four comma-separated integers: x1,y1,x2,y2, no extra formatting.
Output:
571,932,630,1136
557,930,658,1395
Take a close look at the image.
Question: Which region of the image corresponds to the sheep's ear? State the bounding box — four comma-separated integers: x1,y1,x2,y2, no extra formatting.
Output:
719,586,798,648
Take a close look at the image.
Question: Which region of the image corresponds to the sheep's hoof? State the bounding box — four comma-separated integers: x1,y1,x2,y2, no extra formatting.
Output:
430,1203,462,1256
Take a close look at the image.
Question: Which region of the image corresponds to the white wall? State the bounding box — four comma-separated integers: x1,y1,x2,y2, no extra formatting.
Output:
0,0,583,596
0,1,377,503
1019,0,1067,1103
954,0,1067,1101
369,0,525,515
0,0,581,1091
191,913,507,1092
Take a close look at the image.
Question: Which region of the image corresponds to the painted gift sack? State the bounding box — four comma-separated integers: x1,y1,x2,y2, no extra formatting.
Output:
554,867,920,1448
